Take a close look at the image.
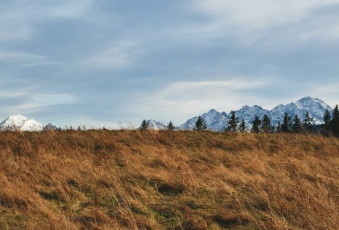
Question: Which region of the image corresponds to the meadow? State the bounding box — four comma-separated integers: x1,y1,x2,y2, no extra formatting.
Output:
0,130,338,229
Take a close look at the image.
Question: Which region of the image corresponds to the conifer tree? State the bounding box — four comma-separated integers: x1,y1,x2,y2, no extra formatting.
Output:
303,112,314,132
292,114,302,133
252,115,261,133
276,121,282,133
330,105,339,135
261,114,271,133
167,121,175,131
227,111,238,132
323,109,331,133
281,113,291,132
239,119,247,132
195,115,207,131
140,119,149,130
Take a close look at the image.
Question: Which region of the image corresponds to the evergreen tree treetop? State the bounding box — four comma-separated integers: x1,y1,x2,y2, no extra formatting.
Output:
332,105,339,121
324,109,331,126
292,114,302,133
303,112,314,132
167,121,175,131
261,114,271,133
227,111,239,132
252,115,261,133
281,113,291,132
330,105,339,135
140,119,149,130
239,118,247,132
195,115,207,131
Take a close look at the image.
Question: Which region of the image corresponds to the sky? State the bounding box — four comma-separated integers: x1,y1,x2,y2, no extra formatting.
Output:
2,0,339,128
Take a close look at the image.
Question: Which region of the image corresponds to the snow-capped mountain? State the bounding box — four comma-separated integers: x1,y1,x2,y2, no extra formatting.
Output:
178,109,228,131
144,120,167,130
229,105,270,127
0,114,43,131
270,97,332,125
178,96,333,131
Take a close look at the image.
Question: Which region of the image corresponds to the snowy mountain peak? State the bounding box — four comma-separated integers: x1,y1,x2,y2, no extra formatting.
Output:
295,96,331,111
207,109,219,115
0,114,43,131
7,114,28,121
178,109,228,131
145,120,167,130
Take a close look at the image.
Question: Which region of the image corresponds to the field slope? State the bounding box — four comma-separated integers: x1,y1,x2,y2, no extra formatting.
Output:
0,130,338,229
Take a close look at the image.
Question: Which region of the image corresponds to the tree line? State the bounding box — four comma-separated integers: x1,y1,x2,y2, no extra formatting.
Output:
223,105,339,135
139,105,339,136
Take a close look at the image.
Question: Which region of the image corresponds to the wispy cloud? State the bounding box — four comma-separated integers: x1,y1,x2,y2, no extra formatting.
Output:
186,0,339,44
0,50,63,68
3,93,77,113
0,51,43,60
0,0,94,41
193,0,338,29
81,40,142,69
129,77,275,123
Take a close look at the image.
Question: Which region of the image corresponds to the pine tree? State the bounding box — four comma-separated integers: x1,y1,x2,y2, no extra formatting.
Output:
292,114,302,133
252,115,261,133
330,105,339,135
227,111,238,132
239,119,247,132
281,113,291,132
261,114,271,133
333,105,339,120
323,109,331,133
303,112,314,132
167,121,175,131
140,119,149,130
195,115,207,131
276,121,282,133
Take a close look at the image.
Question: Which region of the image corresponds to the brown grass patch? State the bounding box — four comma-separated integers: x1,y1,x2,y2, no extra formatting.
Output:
0,130,338,229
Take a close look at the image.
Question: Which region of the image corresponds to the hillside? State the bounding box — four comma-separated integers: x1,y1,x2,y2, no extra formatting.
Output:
0,130,338,229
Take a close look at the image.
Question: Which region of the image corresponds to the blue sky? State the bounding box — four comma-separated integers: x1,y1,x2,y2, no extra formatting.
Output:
2,0,339,127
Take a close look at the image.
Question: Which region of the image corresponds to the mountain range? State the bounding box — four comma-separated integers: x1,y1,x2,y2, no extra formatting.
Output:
0,96,334,132
146,96,333,131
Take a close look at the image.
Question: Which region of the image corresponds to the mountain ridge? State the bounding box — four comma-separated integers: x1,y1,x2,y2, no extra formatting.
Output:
0,96,334,132
174,96,333,131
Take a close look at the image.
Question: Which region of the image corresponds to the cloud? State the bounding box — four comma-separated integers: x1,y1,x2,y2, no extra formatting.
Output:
129,77,275,124
0,50,63,68
2,93,76,113
81,40,142,69
165,79,266,91
193,0,338,28
0,51,43,60
186,0,339,45
36,0,94,19
0,0,94,41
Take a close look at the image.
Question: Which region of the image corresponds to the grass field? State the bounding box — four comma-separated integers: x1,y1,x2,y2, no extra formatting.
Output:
0,130,338,229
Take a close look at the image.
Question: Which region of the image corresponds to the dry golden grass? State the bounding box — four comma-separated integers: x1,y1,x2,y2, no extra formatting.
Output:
0,130,338,229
